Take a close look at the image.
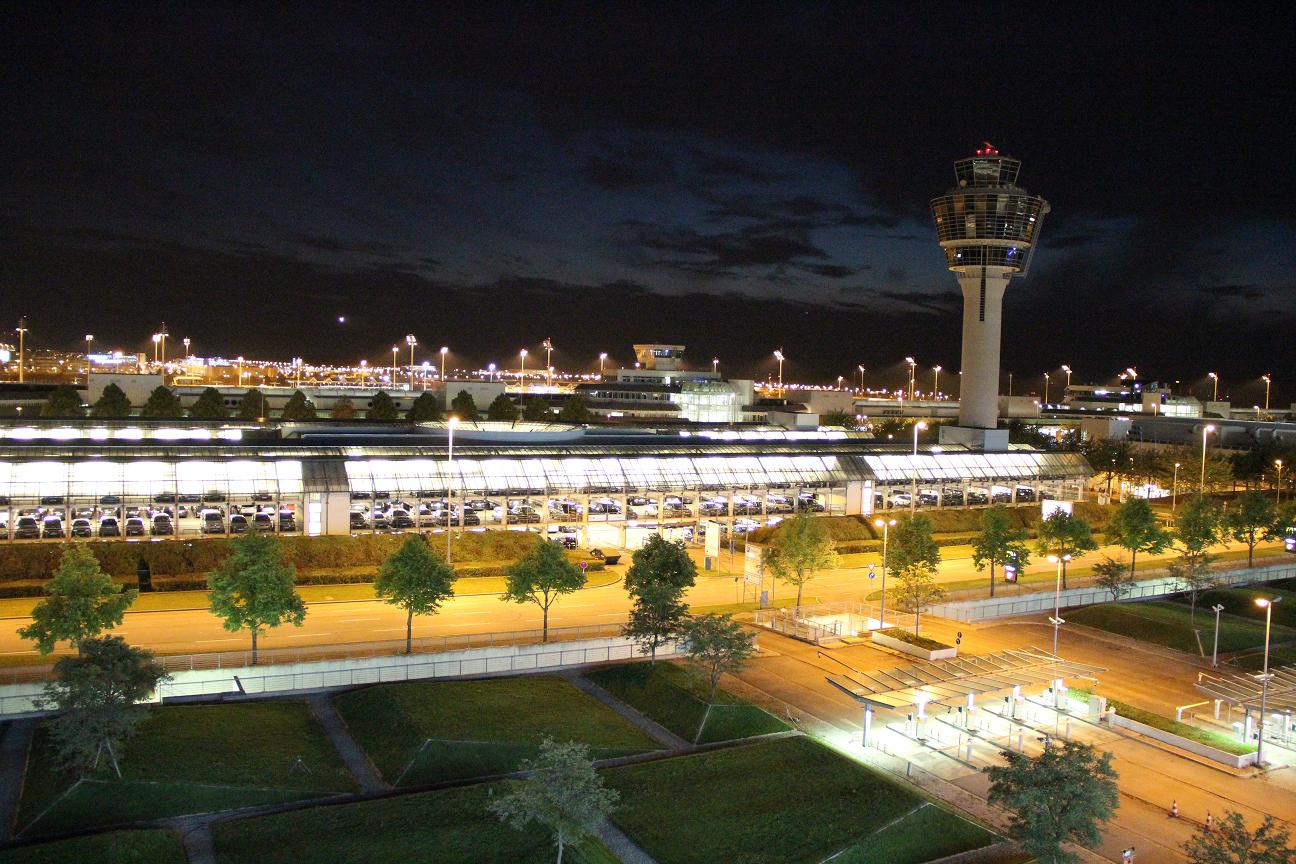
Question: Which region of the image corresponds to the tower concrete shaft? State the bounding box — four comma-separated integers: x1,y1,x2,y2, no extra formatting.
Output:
931,144,1049,435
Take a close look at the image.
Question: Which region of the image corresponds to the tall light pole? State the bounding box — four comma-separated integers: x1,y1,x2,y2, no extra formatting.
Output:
1276,459,1284,505
932,366,942,400
911,420,927,513
1255,596,1282,767
84,334,94,381
773,349,784,397
151,333,161,364
1262,374,1271,412
183,337,190,359
599,352,608,378
1211,603,1225,668
905,356,916,401
1061,364,1071,391
542,338,553,386
1208,371,1218,402
519,349,528,390
405,334,417,391
874,518,896,628
446,416,458,564
857,365,865,391
487,362,496,382
712,357,719,375
1172,462,1181,513
1043,371,1050,405
237,356,244,387
391,346,398,386
1200,424,1216,496
1048,553,1071,656
158,323,168,366
440,346,448,383
15,317,27,383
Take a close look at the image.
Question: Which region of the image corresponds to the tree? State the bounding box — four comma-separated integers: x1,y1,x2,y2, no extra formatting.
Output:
501,538,585,642
36,636,168,778
407,391,443,422
138,385,182,419
450,389,480,421
1225,491,1277,568
820,410,859,430
1106,498,1171,578
19,545,137,655
488,738,619,864
90,383,132,418
1034,512,1097,590
764,514,839,611
1081,438,1134,500
374,536,455,654
206,533,307,664
188,387,228,419
280,390,318,420
623,535,696,664
487,392,520,422
557,397,592,423
1092,557,1134,601
366,390,398,421
1184,810,1294,864
42,384,86,417
887,514,941,575
984,741,1119,864
681,613,757,703
236,388,268,420
891,564,947,635
972,506,1031,598
330,396,357,420
523,399,551,421
1173,497,1222,623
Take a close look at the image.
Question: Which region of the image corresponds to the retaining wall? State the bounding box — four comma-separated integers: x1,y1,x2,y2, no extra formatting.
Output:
1103,711,1257,769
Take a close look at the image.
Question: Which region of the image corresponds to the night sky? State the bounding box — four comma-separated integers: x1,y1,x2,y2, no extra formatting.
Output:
4,3,1293,402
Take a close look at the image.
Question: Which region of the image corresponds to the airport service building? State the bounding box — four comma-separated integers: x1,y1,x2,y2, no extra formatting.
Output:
0,421,1092,547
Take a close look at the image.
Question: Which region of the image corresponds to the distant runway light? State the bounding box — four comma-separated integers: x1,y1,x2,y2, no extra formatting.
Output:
337,315,346,324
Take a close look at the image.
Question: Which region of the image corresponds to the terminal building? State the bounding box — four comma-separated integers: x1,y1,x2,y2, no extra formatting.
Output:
0,420,1092,548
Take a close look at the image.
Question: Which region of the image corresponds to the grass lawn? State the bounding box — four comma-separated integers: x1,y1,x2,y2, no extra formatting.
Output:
603,736,997,864
1066,601,1295,655
212,782,613,864
585,661,789,744
1105,697,1255,756
332,676,659,786
19,701,354,836
1191,586,1296,629
831,803,1000,864
0,829,186,864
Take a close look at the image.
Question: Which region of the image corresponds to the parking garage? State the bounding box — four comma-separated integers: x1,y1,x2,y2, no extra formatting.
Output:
0,421,1092,544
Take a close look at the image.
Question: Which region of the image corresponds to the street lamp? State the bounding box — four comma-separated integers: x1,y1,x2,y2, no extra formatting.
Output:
1254,596,1282,766
84,335,94,379
1061,364,1071,391
237,356,244,387
712,357,719,374
151,332,161,363
405,334,418,391
391,346,398,385
440,346,448,383
446,416,459,564
1208,371,1218,402
1276,459,1284,505
905,356,916,401
487,362,496,382
542,338,553,386
1048,553,1072,656
599,352,608,377
773,350,785,397
421,360,432,390
857,364,865,391
1172,462,1181,513
874,518,896,628
933,366,942,400
15,317,28,383
1200,424,1216,495
519,349,528,390
158,323,168,366
1043,371,1050,406
911,421,927,513
183,337,190,358
1262,374,1271,412
1211,604,1226,668
837,375,844,390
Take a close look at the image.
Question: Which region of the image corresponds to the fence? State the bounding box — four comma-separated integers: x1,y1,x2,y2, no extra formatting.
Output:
753,600,881,645
0,633,674,717
928,562,1295,623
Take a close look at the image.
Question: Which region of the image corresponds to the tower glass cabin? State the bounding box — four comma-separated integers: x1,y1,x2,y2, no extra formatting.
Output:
931,144,1049,433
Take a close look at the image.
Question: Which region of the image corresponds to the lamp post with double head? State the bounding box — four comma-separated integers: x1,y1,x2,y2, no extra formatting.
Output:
874,518,896,628
1262,374,1271,412
933,366,942,400
1048,553,1071,656
519,349,527,390
773,350,784,397
1255,596,1282,766
911,421,927,513
1200,425,1216,495
440,346,448,383
1208,371,1218,402
446,416,459,564
905,356,916,401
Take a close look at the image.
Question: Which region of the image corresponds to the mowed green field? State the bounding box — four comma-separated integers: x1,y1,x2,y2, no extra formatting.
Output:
0,829,186,864
331,676,660,785
602,736,997,864
212,782,614,864
585,661,789,744
1067,601,1295,655
19,701,354,836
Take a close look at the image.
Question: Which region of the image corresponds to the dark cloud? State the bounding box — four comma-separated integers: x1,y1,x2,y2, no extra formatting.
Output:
804,264,856,278
1200,284,1266,300
637,224,829,270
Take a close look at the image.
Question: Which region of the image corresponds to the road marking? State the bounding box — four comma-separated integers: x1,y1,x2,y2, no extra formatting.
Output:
285,633,330,638
193,639,241,644
339,618,382,623
0,650,38,656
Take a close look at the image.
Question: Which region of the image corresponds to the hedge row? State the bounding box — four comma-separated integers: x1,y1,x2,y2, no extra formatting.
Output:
0,531,542,582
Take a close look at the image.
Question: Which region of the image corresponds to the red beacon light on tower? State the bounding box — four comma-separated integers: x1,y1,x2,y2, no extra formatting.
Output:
975,142,1000,156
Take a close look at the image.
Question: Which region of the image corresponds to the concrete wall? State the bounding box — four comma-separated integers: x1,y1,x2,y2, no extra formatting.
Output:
1103,711,1256,769
0,635,681,718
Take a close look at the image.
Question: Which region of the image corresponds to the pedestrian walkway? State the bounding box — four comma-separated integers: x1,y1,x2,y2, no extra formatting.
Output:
177,818,216,864
307,693,390,793
564,670,692,751
0,719,33,843
594,816,659,864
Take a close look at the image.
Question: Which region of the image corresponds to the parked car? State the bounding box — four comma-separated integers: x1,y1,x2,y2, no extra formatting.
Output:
252,512,275,532
201,511,225,534
549,534,578,549
349,511,368,530
124,516,146,536
278,512,297,532
71,518,93,538
15,516,40,539
151,514,174,536
98,516,121,537
389,510,415,529
229,514,250,534
42,517,65,538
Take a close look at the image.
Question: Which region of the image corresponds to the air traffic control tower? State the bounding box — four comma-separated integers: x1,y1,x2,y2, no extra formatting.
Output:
931,144,1049,450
